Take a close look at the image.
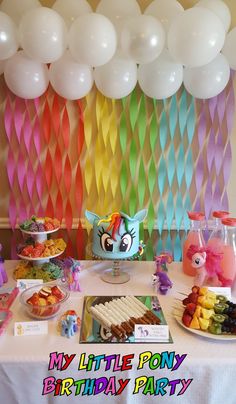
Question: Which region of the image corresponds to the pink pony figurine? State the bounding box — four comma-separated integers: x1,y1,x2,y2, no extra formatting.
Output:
0,244,8,287
187,244,231,287
64,258,81,292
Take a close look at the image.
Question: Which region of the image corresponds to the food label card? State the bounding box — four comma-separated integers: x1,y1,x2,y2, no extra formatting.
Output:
14,321,48,336
134,324,169,342
17,279,43,292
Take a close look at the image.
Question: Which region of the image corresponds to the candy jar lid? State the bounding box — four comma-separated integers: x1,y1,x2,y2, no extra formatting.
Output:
187,211,205,221
212,211,229,219
221,218,236,227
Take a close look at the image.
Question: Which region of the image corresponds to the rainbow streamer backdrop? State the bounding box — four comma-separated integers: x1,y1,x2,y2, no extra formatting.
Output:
2,76,235,260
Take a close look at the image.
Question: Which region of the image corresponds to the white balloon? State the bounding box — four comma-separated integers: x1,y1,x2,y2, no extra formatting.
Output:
19,7,67,63
144,0,184,33
52,0,92,28
183,53,230,99
96,0,141,30
222,28,236,70
94,54,137,99
195,0,231,32
138,49,183,99
120,15,165,64
69,13,117,67
49,51,93,100
0,12,19,60
4,51,49,99
0,0,41,26
168,8,226,67
0,60,5,75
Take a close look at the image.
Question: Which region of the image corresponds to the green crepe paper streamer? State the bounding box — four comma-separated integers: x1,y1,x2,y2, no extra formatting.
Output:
159,110,168,151
120,161,128,200
129,138,137,181
147,203,155,237
169,95,178,140
157,199,165,235
187,98,195,143
129,90,138,132
166,192,174,231
138,160,146,207
177,144,185,187
158,157,166,195
149,113,158,152
174,234,182,261
185,150,193,188
120,111,127,156
167,144,175,186
139,222,144,242
129,185,137,217
137,95,146,149
148,159,156,196
166,233,173,255
146,239,154,261
179,89,187,138
175,191,184,230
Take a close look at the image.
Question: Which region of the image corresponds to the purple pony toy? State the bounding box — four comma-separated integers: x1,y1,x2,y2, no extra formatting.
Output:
63,258,81,292
0,244,8,287
152,253,173,295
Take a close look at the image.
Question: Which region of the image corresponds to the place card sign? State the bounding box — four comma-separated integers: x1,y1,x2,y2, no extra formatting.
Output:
14,321,48,336
134,324,169,342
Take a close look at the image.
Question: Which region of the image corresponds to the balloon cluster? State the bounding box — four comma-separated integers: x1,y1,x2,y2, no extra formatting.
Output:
0,0,235,100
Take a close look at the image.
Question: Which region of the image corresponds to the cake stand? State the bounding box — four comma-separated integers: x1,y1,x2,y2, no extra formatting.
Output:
20,227,60,243
86,243,131,284
18,224,65,271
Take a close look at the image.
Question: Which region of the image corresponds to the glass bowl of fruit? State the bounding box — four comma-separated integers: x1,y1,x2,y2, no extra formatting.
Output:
19,283,70,319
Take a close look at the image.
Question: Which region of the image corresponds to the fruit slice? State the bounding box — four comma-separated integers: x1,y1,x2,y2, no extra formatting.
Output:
193,305,201,318
212,314,226,323
185,303,196,316
201,308,214,320
182,312,192,327
208,322,222,335
190,316,200,329
199,317,210,331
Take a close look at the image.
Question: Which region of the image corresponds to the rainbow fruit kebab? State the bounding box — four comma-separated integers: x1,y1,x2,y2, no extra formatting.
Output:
181,286,236,335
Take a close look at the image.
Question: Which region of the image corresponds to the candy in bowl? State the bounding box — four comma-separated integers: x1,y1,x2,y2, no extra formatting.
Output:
20,283,69,319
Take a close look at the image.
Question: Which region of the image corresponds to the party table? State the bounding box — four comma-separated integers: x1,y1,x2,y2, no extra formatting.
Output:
0,260,235,404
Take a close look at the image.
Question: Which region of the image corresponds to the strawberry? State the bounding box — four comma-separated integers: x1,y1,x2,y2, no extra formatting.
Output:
183,297,190,305
188,292,198,304
185,303,196,316
192,286,200,294
182,312,192,327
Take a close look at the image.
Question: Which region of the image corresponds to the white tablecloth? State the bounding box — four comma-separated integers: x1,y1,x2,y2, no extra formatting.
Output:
0,260,236,404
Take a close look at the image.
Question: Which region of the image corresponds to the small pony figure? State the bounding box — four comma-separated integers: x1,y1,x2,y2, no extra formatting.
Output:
63,258,81,292
152,272,173,295
187,244,231,287
0,244,8,287
152,253,173,295
61,314,78,338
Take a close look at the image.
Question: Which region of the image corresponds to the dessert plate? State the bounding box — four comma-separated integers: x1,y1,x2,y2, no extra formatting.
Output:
173,302,236,341
17,250,64,262
20,228,59,236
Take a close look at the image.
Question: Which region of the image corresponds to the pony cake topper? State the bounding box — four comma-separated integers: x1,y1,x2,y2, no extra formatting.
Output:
85,209,147,260
187,244,231,287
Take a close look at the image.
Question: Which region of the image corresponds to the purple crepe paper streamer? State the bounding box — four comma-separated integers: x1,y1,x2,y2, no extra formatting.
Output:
14,98,24,143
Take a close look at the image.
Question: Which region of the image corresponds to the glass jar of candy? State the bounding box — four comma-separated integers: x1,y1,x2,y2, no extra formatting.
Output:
183,212,205,276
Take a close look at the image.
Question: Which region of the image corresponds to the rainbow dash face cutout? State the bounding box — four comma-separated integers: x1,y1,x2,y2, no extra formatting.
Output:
85,210,147,260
